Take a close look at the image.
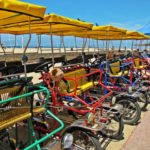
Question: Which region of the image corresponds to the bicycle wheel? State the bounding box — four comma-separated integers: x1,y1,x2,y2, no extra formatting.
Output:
117,99,141,125
101,112,124,139
62,130,102,150
137,92,148,111
146,90,150,103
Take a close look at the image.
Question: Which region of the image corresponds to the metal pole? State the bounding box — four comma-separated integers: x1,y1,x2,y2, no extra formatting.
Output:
103,40,105,52
131,40,134,56
96,39,99,53
145,40,148,50
37,34,42,54
50,23,55,65
22,35,24,49
23,17,32,79
88,38,90,54
119,39,122,51
92,39,96,53
12,35,16,55
59,36,62,54
125,40,127,55
81,37,87,64
74,36,78,53
139,40,142,51
61,36,67,62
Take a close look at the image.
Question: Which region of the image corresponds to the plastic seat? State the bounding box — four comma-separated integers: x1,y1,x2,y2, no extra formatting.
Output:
109,61,129,77
134,58,147,70
59,68,98,95
110,70,129,77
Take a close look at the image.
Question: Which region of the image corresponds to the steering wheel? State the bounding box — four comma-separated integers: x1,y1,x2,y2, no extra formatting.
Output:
34,61,53,73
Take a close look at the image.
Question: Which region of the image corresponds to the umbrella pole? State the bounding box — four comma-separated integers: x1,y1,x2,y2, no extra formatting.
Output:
145,40,148,50
139,40,142,51
74,36,78,54
119,39,122,51
92,39,96,53
59,36,62,54
97,39,100,53
88,38,90,54
37,34,42,54
49,24,54,65
103,40,105,52
104,39,109,95
23,17,31,79
125,40,128,55
12,35,16,55
131,40,134,56
147,40,150,50
81,37,87,64
61,36,67,62
0,35,6,65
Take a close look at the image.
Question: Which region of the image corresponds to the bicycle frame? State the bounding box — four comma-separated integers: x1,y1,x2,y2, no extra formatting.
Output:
39,67,113,115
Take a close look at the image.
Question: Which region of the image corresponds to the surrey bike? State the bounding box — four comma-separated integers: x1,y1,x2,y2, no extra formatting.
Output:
34,61,124,142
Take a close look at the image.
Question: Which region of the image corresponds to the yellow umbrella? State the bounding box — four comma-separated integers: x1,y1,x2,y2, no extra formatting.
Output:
0,0,46,69
51,25,127,40
0,13,93,34
0,13,93,64
124,31,150,40
0,0,46,28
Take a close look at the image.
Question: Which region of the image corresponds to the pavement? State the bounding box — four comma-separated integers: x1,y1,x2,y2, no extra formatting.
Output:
105,105,150,150
122,108,150,150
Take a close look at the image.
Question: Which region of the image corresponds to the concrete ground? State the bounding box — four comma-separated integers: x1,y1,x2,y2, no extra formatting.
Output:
122,107,150,150
105,105,150,150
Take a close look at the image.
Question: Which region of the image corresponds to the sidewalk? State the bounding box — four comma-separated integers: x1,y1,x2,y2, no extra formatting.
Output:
122,109,150,150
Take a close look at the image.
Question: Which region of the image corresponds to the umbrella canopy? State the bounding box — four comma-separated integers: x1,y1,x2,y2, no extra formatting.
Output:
0,0,46,28
125,31,150,40
59,30,150,40
0,13,93,34
50,25,127,40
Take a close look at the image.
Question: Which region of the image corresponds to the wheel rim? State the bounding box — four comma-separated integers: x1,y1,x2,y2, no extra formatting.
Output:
70,131,96,150
119,101,137,121
147,90,150,103
137,93,146,109
103,114,120,136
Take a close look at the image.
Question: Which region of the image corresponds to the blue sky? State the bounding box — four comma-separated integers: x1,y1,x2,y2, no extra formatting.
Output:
23,0,150,30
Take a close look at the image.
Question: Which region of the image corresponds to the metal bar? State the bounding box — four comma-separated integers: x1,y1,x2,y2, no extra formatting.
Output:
50,23,55,65
93,39,96,53
59,36,62,53
37,34,42,54
0,86,50,104
74,36,78,53
0,35,6,64
61,36,67,61
119,39,122,51
12,35,16,55
23,22,31,55
97,39,100,53
24,110,64,150
131,40,134,56
23,17,32,79
88,38,90,54
82,37,87,64
139,40,142,51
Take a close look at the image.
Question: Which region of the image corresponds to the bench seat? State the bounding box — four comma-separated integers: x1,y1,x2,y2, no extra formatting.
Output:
0,107,45,130
59,68,99,95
